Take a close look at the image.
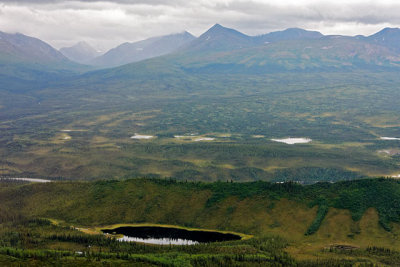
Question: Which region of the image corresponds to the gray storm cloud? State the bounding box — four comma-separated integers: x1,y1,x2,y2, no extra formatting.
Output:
0,0,399,51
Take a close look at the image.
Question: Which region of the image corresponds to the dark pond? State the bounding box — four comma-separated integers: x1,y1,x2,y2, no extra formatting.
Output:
102,226,242,245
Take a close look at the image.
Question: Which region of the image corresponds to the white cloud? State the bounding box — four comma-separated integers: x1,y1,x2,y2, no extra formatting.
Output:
0,0,399,51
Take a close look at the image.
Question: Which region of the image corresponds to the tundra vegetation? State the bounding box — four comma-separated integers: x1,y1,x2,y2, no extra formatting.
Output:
1,72,400,182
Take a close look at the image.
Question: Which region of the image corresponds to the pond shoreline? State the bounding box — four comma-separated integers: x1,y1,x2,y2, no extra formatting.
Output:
102,225,242,245
75,222,252,244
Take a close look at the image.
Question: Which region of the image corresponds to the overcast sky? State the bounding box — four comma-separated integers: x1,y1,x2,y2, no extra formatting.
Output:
1,0,399,51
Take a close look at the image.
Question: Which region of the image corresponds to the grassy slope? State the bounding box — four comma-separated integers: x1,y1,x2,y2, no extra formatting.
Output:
1,178,400,261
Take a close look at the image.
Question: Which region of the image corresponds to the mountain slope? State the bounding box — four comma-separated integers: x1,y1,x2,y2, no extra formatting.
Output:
60,41,102,64
2,179,400,265
89,33,400,80
0,31,89,91
177,36,400,73
367,27,400,52
1,178,400,246
91,31,195,67
0,31,69,65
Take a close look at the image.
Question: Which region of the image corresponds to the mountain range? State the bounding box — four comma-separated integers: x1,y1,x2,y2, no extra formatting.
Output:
84,25,400,73
74,24,400,84
1,24,400,81
179,24,400,70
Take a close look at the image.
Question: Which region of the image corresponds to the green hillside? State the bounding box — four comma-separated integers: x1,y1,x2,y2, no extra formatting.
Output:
1,178,400,265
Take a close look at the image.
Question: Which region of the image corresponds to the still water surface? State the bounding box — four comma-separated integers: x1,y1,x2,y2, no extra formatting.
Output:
102,226,241,245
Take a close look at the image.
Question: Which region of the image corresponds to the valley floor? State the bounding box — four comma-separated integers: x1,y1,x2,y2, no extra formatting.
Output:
1,73,400,183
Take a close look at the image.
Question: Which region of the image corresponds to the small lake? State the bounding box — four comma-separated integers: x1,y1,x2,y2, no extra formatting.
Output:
102,226,242,245
131,134,154,140
174,136,216,142
271,137,312,144
194,137,215,142
380,137,400,141
0,178,51,183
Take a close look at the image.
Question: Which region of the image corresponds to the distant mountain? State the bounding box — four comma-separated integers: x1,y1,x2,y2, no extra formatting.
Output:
152,25,399,74
0,31,69,65
181,24,255,53
0,31,88,91
91,31,195,67
367,27,400,52
3,24,400,89
180,26,323,55
85,27,400,82
255,28,323,43
60,41,102,64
